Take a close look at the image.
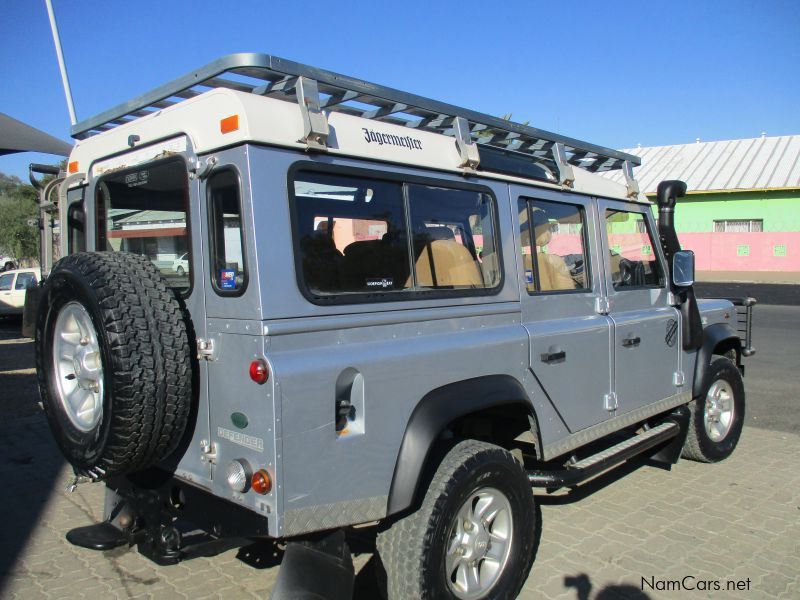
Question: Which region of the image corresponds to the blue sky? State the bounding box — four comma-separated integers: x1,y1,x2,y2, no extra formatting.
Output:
1,0,798,180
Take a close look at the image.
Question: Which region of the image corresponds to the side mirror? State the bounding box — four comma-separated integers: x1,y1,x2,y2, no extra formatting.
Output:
672,250,695,287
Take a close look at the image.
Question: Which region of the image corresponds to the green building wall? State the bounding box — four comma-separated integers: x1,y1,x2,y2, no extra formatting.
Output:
644,189,800,233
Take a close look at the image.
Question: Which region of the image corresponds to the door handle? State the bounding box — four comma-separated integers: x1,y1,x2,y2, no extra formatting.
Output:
540,350,566,363
622,336,641,348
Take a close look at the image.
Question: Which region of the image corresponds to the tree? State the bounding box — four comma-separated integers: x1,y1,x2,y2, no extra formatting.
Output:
0,172,40,262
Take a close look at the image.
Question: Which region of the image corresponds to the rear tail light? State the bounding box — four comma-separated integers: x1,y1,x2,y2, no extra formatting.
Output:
249,359,269,384
225,459,252,493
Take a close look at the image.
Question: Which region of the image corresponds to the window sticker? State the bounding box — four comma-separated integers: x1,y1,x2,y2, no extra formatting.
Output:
220,269,237,290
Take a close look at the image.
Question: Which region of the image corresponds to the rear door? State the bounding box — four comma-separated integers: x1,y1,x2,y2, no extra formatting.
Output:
513,186,613,432
598,199,682,415
92,144,213,485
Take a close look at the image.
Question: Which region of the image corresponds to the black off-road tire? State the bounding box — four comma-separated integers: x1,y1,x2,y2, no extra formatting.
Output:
35,251,192,479
682,357,745,463
376,439,539,600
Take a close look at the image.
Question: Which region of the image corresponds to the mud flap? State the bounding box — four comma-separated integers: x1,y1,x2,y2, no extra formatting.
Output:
270,529,355,600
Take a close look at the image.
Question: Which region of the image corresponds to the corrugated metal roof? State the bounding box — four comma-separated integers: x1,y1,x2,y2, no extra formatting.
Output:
602,135,800,194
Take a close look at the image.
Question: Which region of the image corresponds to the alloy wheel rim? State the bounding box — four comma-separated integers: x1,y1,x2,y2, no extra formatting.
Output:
704,379,735,442
444,487,513,599
52,301,104,432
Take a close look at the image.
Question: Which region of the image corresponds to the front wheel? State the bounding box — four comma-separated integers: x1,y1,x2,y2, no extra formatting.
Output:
377,440,538,600
682,357,745,462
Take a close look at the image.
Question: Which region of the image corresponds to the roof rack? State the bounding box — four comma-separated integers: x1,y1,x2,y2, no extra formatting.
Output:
72,53,641,178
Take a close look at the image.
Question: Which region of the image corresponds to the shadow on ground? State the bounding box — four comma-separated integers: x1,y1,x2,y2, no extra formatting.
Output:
0,316,67,597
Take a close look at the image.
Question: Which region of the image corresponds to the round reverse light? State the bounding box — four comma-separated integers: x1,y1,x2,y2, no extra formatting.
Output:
249,359,269,385
226,459,252,493
251,469,272,495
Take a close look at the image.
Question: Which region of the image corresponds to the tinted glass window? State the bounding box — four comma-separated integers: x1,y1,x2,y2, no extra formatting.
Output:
293,172,409,297
68,203,86,253
96,159,190,293
519,199,589,293
406,185,499,289
15,273,37,290
0,273,12,291
208,170,247,295
291,170,502,302
605,210,664,289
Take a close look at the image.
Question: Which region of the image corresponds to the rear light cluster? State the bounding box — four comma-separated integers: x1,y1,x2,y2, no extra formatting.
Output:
226,459,272,495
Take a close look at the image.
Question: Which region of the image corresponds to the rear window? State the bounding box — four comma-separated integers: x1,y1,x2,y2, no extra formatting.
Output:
96,158,190,293
291,168,501,302
0,273,12,291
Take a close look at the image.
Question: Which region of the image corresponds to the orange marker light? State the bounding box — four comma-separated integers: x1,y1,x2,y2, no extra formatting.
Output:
251,469,272,495
220,114,239,134
68,161,79,173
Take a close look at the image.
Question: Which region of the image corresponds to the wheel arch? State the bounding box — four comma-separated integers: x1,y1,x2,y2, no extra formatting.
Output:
693,322,740,399
386,374,540,516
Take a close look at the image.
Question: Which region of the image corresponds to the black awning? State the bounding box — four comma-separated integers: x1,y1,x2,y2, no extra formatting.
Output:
0,112,72,157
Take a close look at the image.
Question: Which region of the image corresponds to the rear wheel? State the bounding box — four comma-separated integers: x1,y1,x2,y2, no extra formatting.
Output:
36,251,192,479
682,357,745,462
376,440,538,600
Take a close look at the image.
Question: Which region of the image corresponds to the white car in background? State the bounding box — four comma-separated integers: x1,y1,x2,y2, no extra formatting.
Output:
0,268,41,316
171,252,189,276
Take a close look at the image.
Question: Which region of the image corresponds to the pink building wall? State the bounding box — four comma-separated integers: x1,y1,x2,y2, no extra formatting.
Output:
680,232,800,272
545,232,799,273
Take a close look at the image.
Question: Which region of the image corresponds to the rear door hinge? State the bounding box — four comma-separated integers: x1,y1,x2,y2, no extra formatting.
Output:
604,392,618,412
199,440,218,464
197,337,219,361
673,371,685,387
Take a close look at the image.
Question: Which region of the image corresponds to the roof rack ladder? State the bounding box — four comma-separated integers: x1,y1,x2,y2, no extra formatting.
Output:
453,117,480,171
622,160,640,198
552,143,575,187
296,76,329,151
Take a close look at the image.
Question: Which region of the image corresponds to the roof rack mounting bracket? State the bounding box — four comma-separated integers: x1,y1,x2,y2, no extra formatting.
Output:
296,76,329,151
622,160,640,198
453,116,480,171
552,143,575,188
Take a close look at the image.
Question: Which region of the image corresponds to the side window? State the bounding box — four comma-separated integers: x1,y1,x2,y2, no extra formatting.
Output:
293,171,409,297
208,170,247,295
0,273,13,291
406,185,499,290
519,198,589,293
605,210,664,289
15,273,37,290
96,158,191,293
291,169,502,301
67,203,86,253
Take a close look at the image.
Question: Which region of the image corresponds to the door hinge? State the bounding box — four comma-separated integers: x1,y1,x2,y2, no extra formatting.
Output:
199,440,218,464
595,296,610,315
604,392,618,412
197,337,219,361
673,371,685,387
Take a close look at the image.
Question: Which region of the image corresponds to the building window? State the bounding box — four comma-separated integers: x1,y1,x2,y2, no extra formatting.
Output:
714,219,763,233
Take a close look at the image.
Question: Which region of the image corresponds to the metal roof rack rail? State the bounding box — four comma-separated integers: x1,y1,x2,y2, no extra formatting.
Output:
72,53,641,177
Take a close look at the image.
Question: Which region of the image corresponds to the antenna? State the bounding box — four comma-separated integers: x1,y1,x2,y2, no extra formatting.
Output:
45,0,77,126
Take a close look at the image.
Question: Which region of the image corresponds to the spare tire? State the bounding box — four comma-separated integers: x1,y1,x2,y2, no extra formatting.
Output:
35,251,192,480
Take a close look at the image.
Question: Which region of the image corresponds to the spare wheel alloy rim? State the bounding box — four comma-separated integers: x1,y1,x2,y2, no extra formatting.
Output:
52,301,104,432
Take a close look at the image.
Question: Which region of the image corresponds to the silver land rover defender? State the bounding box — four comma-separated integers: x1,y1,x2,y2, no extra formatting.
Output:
32,53,755,599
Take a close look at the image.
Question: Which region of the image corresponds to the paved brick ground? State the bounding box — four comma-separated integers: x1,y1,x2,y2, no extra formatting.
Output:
1,327,798,599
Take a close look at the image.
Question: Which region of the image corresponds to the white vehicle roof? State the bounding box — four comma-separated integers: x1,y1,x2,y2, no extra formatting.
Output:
66,53,646,203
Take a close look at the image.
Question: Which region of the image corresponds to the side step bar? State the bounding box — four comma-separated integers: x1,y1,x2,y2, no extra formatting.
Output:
528,415,686,490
